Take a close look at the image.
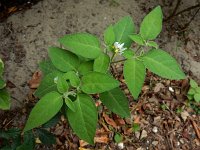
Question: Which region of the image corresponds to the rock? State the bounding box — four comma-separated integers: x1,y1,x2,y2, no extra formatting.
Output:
140,130,148,139
117,142,124,149
152,141,158,146
152,126,158,133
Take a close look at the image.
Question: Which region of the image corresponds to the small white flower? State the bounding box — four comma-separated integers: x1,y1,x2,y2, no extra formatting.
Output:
113,42,127,55
54,76,58,84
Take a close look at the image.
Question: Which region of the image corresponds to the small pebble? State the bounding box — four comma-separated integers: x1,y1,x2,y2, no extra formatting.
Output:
152,126,158,133
117,142,124,149
169,87,174,92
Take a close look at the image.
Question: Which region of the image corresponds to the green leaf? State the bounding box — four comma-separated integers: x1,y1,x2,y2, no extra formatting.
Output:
194,93,200,102
113,16,135,48
81,72,119,94
16,131,35,150
42,112,61,128
36,129,56,145
142,49,185,79
67,94,97,144
114,133,123,143
0,89,10,110
65,98,76,112
122,49,135,59
48,47,79,72
0,58,4,75
132,123,140,132
146,41,158,49
57,75,69,93
195,87,200,94
104,25,115,46
129,34,145,45
59,33,101,59
34,72,62,98
190,79,198,88
100,87,130,118
93,53,110,73
24,92,63,132
63,71,80,87
188,88,195,95
124,59,146,99
78,61,94,76
0,77,6,89
140,6,163,40
39,60,61,76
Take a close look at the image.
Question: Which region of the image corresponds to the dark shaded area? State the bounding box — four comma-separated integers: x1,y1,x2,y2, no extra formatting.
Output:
0,0,41,22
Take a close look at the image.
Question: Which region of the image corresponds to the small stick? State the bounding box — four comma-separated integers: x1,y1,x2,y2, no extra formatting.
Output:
190,117,200,140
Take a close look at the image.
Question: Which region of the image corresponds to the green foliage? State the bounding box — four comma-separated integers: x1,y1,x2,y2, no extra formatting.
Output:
93,53,110,73
81,72,119,94
36,129,56,145
187,79,200,103
113,16,135,48
24,6,186,146
67,94,97,144
48,47,79,72
142,49,185,79
124,59,146,99
24,92,63,132
132,123,140,132
140,6,163,40
59,33,101,59
114,133,123,143
100,87,130,118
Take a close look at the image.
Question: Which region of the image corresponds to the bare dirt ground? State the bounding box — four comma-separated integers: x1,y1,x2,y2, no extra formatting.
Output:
0,0,200,149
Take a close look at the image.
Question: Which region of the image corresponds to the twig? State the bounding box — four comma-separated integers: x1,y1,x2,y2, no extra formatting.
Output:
190,117,200,140
165,0,182,21
111,58,127,64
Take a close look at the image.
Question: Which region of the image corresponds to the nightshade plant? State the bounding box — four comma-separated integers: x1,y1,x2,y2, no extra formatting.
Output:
24,6,185,144
0,58,10,110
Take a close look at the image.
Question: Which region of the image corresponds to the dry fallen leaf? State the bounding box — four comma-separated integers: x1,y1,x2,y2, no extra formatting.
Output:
103,112,117,128
94,135,109,143
28,71,42,88
113,114,125,126
79,140,89,147
140,130,148,139
154,83,165,92
181,111,190,122
133,115,140,124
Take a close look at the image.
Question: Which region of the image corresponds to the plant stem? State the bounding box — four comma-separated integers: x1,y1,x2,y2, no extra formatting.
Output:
111,58,127,64
135,46,142,54
111,53,116,62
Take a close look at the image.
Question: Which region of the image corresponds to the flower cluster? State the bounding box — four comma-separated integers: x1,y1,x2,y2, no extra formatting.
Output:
113,42,127,55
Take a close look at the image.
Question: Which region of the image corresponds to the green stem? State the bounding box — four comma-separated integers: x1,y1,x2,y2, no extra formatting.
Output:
111,53,116,62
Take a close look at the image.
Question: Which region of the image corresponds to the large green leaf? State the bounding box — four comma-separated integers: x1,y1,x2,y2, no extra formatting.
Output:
142,49,185,79
39,60,61,76
0,89,10,110
78,61,94,76
140,6,163,40
48,47,79,72
113,16,135,48
81,72,119,94
93,53,110,73
129,34,145,45
59,33,101,59
65,98,76,112
24,92,63,132
34,72,62,98
124,59,146,99
67,94,97,144
100,87,130,118
104,25,115,46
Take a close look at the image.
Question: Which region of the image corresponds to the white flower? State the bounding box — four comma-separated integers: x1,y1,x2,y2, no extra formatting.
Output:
54,76,58,84
114,42,127,55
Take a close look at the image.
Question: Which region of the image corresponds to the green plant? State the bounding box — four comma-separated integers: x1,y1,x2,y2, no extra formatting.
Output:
0,58,10,110
24,6,185,144
0,118,57,150
187,79,200,103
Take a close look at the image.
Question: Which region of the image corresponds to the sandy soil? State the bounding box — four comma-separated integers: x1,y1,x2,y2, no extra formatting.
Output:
0,0,199,110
